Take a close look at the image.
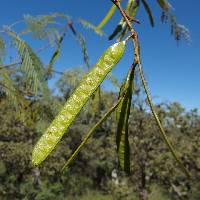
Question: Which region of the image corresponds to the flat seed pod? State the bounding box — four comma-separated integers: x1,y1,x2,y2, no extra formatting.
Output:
116,67,135,173
32,41,126,166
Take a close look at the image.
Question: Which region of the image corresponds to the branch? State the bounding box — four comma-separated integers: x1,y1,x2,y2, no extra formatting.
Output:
111,0,191,178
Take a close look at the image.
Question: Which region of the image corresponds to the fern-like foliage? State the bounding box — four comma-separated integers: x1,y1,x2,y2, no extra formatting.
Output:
24,14,55,38
0,69,19,107
169,15,191,42
77,34,90,69
157,1,191,42
7,31,49,96
0,36,6,64
79,19,105,36
56,67,84,95
23,14,61,46
23,13,70,45
46,32,66,79
68,21,91,70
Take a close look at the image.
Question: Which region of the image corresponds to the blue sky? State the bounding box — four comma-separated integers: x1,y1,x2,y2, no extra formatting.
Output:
0,0,200,110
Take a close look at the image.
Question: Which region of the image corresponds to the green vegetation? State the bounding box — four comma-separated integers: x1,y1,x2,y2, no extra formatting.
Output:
0,70,199,199
0,0,198,199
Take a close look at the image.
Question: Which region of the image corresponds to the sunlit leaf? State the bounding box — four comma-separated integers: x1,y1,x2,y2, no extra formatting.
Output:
96,4,117,31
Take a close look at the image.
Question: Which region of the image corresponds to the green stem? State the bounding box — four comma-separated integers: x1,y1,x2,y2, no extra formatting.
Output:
113,0,190,178
136,49,190,178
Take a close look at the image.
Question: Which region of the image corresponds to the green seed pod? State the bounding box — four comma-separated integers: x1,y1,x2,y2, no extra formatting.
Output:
32,41,126,166
116,66,135,173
